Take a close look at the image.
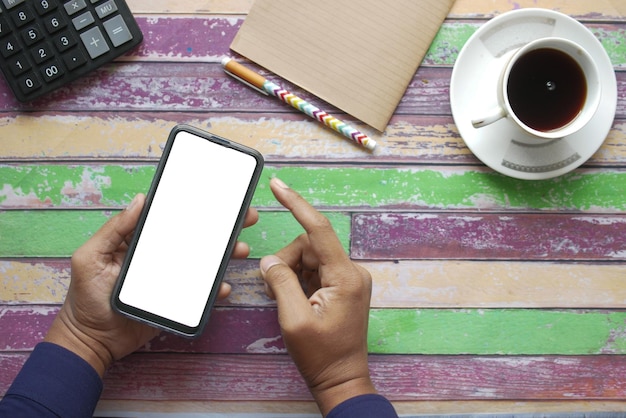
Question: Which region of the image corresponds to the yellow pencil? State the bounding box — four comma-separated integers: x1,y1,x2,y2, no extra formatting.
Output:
222,58,376,151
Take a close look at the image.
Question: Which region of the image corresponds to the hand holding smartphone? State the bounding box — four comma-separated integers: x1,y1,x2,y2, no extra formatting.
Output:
112,125,264,337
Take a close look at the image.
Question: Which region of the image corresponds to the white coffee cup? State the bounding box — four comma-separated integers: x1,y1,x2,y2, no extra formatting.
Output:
471,37,601,139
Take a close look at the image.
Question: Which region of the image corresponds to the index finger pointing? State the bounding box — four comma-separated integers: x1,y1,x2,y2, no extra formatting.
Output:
269,178,349,265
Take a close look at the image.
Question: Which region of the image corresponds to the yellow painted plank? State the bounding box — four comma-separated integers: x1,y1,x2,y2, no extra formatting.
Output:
449,0,626,18
4,260,625,308
0,114,372,160
126,0,626,18
0,115,624,163
127,0,253,14
95,400,626,415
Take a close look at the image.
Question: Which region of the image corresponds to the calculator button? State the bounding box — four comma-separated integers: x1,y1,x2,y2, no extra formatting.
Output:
54,30,76,51
95,0,117,19
7,52,30,75
31,41,53,63
40,58,64,81
63,0,86,16
0,34,20,57
2,0,25,10
18,72,42,94
103,15,131,47
80,26,109,58
0,0,142,101
43,12,66,33
22,25,44,46
10,4,35,27
72,10,93,30
34,0,58,15
0,16,10,37
62,47,86,69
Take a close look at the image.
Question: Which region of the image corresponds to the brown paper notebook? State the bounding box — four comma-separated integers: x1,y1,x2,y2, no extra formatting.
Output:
230,0,455,131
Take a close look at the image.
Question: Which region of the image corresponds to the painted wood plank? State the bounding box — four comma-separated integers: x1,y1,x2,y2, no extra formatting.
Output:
94,399,626,416
5,259,626,309
127,0,253,15
0,59,623,116
351,213,626,261
5,353,626,400
125,0,626,20
0,114,624,164
77,18,626,68
0,210,350,257
91,411,626,418
3,165,626,212
426,22,626,67
4,306,626,355
2,211,626,260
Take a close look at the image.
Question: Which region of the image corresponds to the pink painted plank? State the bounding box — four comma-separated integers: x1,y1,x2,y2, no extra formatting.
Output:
0,62,623,118
0,306,283,354
0,64,450,114
5,306,626,356
351,213,626,260
4,353,626,400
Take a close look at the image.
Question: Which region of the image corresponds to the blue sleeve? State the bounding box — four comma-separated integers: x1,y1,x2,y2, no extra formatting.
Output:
0,342,103,418
327,393,398,418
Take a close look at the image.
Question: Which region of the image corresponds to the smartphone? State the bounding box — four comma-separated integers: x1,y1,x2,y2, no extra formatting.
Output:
112,124,264,337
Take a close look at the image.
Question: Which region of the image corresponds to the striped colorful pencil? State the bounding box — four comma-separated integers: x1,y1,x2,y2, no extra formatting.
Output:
222,58,377,151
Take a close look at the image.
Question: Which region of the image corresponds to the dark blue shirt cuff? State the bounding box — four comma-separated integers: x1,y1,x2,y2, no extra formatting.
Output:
1,342,103,418
327,393,398,418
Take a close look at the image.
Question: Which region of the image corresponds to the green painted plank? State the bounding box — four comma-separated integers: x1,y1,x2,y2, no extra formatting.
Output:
425,23,626,67
368,309,626,355
0,210,350,257
2,165,626,211
5,304,626,355
0,164,154,207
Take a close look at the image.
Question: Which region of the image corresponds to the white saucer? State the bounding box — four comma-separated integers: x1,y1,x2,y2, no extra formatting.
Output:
450,8,617,180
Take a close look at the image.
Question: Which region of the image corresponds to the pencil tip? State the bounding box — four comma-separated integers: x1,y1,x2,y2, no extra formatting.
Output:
221,57,231,66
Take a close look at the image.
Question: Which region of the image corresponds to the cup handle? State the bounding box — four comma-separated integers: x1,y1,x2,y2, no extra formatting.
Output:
471,107,507,128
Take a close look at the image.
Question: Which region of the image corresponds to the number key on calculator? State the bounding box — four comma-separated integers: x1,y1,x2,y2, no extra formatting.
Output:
0,0,143,102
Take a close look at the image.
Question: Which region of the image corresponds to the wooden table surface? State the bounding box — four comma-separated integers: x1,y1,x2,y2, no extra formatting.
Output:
1,0,626,416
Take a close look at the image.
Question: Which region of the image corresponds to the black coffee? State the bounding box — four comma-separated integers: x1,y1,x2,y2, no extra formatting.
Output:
507,48,587,132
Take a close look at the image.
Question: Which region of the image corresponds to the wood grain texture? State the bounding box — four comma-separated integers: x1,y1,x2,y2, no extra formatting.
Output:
4,353,626,401
0,114,624,164
125,0,626,20
2,1,626,414
352,213,626,261
3,210,626,260
4,306,626,355
94,399,626,416
5,259,626,308
0,210,350,257
0,60,623,116
3,164,626,211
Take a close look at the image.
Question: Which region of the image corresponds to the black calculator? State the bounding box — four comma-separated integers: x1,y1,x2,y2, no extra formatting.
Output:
0,0,142,102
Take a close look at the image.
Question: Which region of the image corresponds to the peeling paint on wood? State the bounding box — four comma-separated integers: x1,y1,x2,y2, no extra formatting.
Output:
4,306,626,355
351,213,626,260
5,353,626,401
0,210,350,257
2,0,626,413
4,259,626,308
3,165,626,211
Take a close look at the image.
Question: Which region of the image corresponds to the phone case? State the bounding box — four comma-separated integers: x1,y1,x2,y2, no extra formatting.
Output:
111,124,264,337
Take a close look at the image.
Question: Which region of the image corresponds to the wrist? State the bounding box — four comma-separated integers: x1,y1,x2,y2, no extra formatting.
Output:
311,375,377,417
44,309,113,377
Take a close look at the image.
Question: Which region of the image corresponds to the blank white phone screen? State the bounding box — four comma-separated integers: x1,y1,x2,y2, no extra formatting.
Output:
118,131,259,328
